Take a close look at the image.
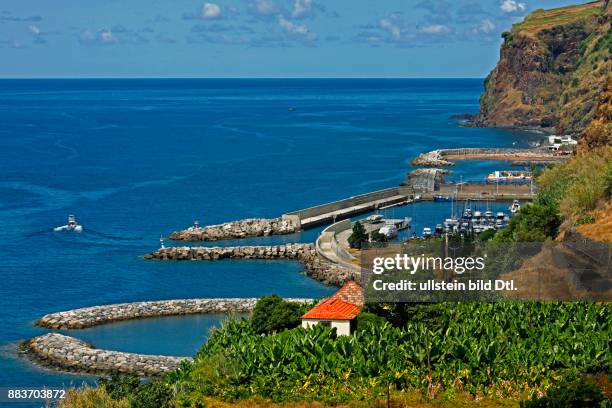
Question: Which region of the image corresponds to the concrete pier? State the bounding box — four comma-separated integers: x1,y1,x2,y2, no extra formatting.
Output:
426,182,535,200
412,147,566,167
284,187,410,229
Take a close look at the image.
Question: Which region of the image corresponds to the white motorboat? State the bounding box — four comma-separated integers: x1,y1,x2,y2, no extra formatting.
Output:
509,200,521,214
422,227,432,238
378,225,398,238
366,214,384,224
54,214,83,232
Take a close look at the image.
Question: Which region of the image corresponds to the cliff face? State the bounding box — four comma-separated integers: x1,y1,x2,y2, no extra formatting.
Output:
479,0,611,135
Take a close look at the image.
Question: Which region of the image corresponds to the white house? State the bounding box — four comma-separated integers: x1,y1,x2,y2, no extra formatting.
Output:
301,281,364,336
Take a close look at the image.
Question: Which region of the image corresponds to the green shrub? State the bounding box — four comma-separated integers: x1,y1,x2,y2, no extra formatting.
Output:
251,295,309,334
520,377,608,408
129,379,174,408
576,214,595,225
98,375,140,401
493,203,561,242
97,376,175,408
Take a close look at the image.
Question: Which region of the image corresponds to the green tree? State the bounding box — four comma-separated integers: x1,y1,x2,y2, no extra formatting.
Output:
348,221,369,249
251,295,306,334
494,203,561,242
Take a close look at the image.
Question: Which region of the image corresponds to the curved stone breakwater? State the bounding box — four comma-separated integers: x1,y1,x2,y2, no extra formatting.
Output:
37,298,314,330
25,333,191,376
144,244,358,287
169,217,298,241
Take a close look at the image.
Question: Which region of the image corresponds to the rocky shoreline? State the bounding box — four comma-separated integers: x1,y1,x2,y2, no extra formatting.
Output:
24,333,191,377
169,217,298,241
37,297,311,330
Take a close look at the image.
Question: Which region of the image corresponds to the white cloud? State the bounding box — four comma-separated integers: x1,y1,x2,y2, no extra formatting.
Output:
291,0,313,19
249,0,280,16
500,0,526,13
99,29,116,43
379,18,401,40
80,29,119,45
419,24,450,34
202,3,222,19
29,25,41,35
279,16,316,40
474,19,496,34
80,30,95,42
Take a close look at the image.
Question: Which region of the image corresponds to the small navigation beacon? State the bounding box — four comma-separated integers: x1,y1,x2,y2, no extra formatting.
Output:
194,219,200,229
160,236,165,249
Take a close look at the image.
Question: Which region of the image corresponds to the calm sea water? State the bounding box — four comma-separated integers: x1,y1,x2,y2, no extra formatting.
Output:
0,79,540,393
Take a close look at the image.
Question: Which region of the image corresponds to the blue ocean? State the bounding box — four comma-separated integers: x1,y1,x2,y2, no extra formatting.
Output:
0,79,540,391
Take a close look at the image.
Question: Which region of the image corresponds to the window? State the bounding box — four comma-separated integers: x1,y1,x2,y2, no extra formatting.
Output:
319,320,332,327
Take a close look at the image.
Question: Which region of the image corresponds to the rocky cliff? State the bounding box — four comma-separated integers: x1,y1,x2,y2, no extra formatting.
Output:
479,0,611,135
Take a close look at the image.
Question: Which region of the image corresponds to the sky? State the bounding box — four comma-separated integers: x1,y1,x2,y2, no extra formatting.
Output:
0,0,589,78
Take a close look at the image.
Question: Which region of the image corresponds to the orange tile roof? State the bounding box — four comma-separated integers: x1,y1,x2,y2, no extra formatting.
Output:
302,281,364,320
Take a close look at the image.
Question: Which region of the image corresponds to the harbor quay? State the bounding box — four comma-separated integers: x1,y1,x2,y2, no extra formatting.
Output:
411,147,568,167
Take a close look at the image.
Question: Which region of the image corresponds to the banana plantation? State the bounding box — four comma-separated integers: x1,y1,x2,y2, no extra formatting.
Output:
174,302,611,404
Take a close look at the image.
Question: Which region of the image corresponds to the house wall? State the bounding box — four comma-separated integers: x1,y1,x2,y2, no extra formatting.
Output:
302,319,352,336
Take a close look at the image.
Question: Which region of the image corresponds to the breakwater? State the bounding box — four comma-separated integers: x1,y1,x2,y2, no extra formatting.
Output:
145,243,315,261
411,148,564,167
37,298,313,330
144,244,358,286
169,216,299,241
285,187,409,228
24,333,191,376
169,187,412,241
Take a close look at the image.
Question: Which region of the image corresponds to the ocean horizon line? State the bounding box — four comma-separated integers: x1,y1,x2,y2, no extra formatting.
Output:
0,76,486,81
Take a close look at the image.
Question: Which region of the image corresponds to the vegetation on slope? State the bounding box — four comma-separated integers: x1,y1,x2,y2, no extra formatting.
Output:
71,301,610,407
493,146,611,242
